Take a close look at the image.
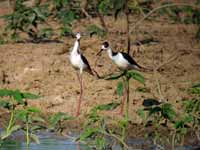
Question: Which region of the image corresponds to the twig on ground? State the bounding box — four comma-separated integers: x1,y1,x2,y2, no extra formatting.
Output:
156,53,180,71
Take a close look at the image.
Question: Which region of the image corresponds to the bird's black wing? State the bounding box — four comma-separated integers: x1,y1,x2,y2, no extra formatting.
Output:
121,52,142,68
81,54,93,74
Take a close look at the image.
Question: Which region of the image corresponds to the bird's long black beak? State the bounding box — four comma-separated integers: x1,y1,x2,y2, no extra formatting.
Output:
96,49,104,56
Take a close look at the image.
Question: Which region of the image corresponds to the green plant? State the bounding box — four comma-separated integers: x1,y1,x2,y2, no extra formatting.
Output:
48,112,74,133
50,0,77,37
173,114,193,145
107,70,145,118
79,102,131,150
101,70,145,149
15,106,45,145
188,83,200,95
137,102,176,144
86,24,106,37
137,82,200,147
1,0,50,42
0,89,41,145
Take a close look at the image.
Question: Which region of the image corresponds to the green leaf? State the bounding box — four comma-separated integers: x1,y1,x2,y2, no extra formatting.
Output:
148,106,161,116
126,71,145,85
28,13,36,24
95,137,106,149
116,81,124,96
86,25,106,37
63,115,74,121
31,125,46,131
0,89,14,97
9,125,21,134
112,0,126,19
80,128,99,141
38,28,53,39
137,108,146,120
118,118,129,128
161,103,176,121
188,83,200,94
49,113,63,127
49,112,72,128
113,0,125,10
16,109,28,122
183,115,193,123
13,90,24,104
33,7,46,21
60,26,73,37
174,115,193,129
30,133,40,144
0,100,11,109
174,120,184,129
32,116,45,123
105,71,126,80
22,92,40,99
98,0,111,15
95,102,120,111
27,107,41,113
58,10,75,26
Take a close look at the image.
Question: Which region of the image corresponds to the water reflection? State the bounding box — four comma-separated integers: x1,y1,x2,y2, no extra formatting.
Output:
0,131,199,150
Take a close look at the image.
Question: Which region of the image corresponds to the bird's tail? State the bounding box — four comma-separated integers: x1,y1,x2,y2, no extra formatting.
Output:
86,68,102,79
92,69,102,79
139,66,153,72
134,64,153,72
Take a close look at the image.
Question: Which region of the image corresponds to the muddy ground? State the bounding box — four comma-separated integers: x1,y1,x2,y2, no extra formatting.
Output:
0,1,200,136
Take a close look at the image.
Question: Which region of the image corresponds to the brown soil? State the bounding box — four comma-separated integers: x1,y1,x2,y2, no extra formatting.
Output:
0,1,200,133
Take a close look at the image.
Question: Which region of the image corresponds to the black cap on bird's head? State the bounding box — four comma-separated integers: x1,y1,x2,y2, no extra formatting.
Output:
96,41,110,56
102,41,109,48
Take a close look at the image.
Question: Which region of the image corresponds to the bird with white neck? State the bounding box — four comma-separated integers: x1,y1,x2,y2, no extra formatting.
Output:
97,41,148,115
69,32,95,116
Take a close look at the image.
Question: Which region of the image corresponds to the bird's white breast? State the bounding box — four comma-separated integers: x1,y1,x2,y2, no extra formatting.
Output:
70,52,85,70
113,53,129,69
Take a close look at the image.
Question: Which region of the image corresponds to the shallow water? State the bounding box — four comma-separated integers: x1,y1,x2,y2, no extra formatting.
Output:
0,131,88,150
0,130,199,150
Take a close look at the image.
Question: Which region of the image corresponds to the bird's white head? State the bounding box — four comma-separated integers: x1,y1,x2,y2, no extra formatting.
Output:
97,41,109,56
76,32,81,40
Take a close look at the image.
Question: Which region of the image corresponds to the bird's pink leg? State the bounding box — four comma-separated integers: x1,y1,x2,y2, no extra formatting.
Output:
76,73,83,117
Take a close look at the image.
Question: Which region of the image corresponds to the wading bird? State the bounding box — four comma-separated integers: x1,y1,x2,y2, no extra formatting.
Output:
70,33,95,116
97,41,145,115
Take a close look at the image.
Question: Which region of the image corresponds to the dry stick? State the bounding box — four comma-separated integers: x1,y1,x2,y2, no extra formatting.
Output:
95,0,108,32
100,130,130,150
129,3,200,34
154,54,179,102
81,0,92,20
153,52,182,102
125,0,130,54
155,53,180,71
97,10,108,32
153,50,165,102
81,8,92,19
80,0,108,32
154,70,165,102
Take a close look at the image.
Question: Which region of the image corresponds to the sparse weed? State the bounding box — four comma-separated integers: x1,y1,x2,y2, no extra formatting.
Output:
48,112,74,133
137,82,200,148
0,89,42,146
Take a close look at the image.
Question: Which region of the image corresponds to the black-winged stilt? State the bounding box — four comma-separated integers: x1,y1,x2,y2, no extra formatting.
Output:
97,41,143,71
97,41,146,115
70,32,94,116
